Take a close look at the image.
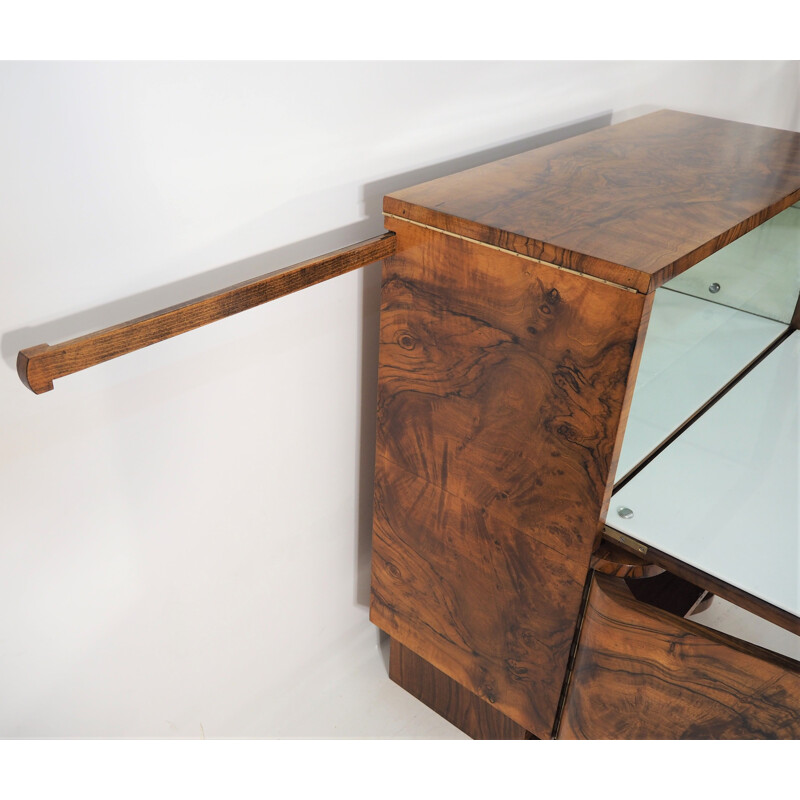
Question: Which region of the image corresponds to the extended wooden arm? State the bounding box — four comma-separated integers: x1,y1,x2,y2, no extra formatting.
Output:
17,233,396,394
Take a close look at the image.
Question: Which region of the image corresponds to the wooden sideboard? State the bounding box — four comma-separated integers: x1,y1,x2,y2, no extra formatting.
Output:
15,108,799,739
369,110,800,739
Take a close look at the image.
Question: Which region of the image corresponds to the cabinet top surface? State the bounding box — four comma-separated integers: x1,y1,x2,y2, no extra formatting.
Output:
385,111,800,293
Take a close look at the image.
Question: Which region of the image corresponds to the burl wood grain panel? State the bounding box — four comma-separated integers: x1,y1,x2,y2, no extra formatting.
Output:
389,639,534,739
385,111,800,292
558,573,800,739
371,455,586,738
375,217,651,561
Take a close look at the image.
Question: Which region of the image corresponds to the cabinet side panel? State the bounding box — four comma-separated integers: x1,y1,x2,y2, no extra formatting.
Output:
371,220,649,737
558,573,800,739
371,455,586,738
376,218,649,559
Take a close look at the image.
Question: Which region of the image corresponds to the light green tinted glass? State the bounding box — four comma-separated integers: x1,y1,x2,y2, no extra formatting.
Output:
664,204,800,323
614,289,786,481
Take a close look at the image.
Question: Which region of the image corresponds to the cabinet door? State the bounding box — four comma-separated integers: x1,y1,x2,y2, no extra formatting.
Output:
558,573,800,739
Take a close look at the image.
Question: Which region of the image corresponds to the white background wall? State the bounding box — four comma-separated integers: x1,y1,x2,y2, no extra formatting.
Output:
1,61,798,738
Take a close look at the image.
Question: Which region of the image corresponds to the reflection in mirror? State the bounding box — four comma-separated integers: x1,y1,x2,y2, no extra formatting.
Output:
664,203,800,323
614,290,786,482
614,203,798,483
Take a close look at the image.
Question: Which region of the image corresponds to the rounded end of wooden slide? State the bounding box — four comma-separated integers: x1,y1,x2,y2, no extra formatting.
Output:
17,345,54,394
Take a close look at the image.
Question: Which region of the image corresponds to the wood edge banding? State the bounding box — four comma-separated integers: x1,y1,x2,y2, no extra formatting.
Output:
17,344,53,394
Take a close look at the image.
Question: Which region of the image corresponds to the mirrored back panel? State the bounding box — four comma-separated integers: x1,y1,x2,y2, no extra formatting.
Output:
664,203,800,324
616,204,798,483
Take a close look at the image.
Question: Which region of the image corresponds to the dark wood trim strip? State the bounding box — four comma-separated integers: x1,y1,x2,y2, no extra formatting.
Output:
551,567,595,740
791,291,800,330
389,639,536,739
17,232,397,394
602,530,800,636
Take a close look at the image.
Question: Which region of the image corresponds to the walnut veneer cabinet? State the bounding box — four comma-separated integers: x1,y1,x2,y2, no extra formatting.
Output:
16,107,798,740
369,110,800,740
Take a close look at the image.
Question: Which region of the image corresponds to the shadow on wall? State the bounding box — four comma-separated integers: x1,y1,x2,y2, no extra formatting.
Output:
1,110,614,610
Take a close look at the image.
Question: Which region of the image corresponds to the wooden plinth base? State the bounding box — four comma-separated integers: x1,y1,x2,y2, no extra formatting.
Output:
389,638,536,740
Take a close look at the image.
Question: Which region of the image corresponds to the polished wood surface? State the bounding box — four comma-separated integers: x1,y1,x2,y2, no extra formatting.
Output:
558,573,800,739
376,217,651,558
612,325,793,494
389,639,535,739
372,456,586,738
370,218,651,738
385,111,800,293
17,233,396,394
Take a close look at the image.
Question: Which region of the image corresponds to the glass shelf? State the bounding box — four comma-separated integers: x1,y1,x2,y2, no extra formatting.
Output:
615,288,787,482
612,331,799,618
